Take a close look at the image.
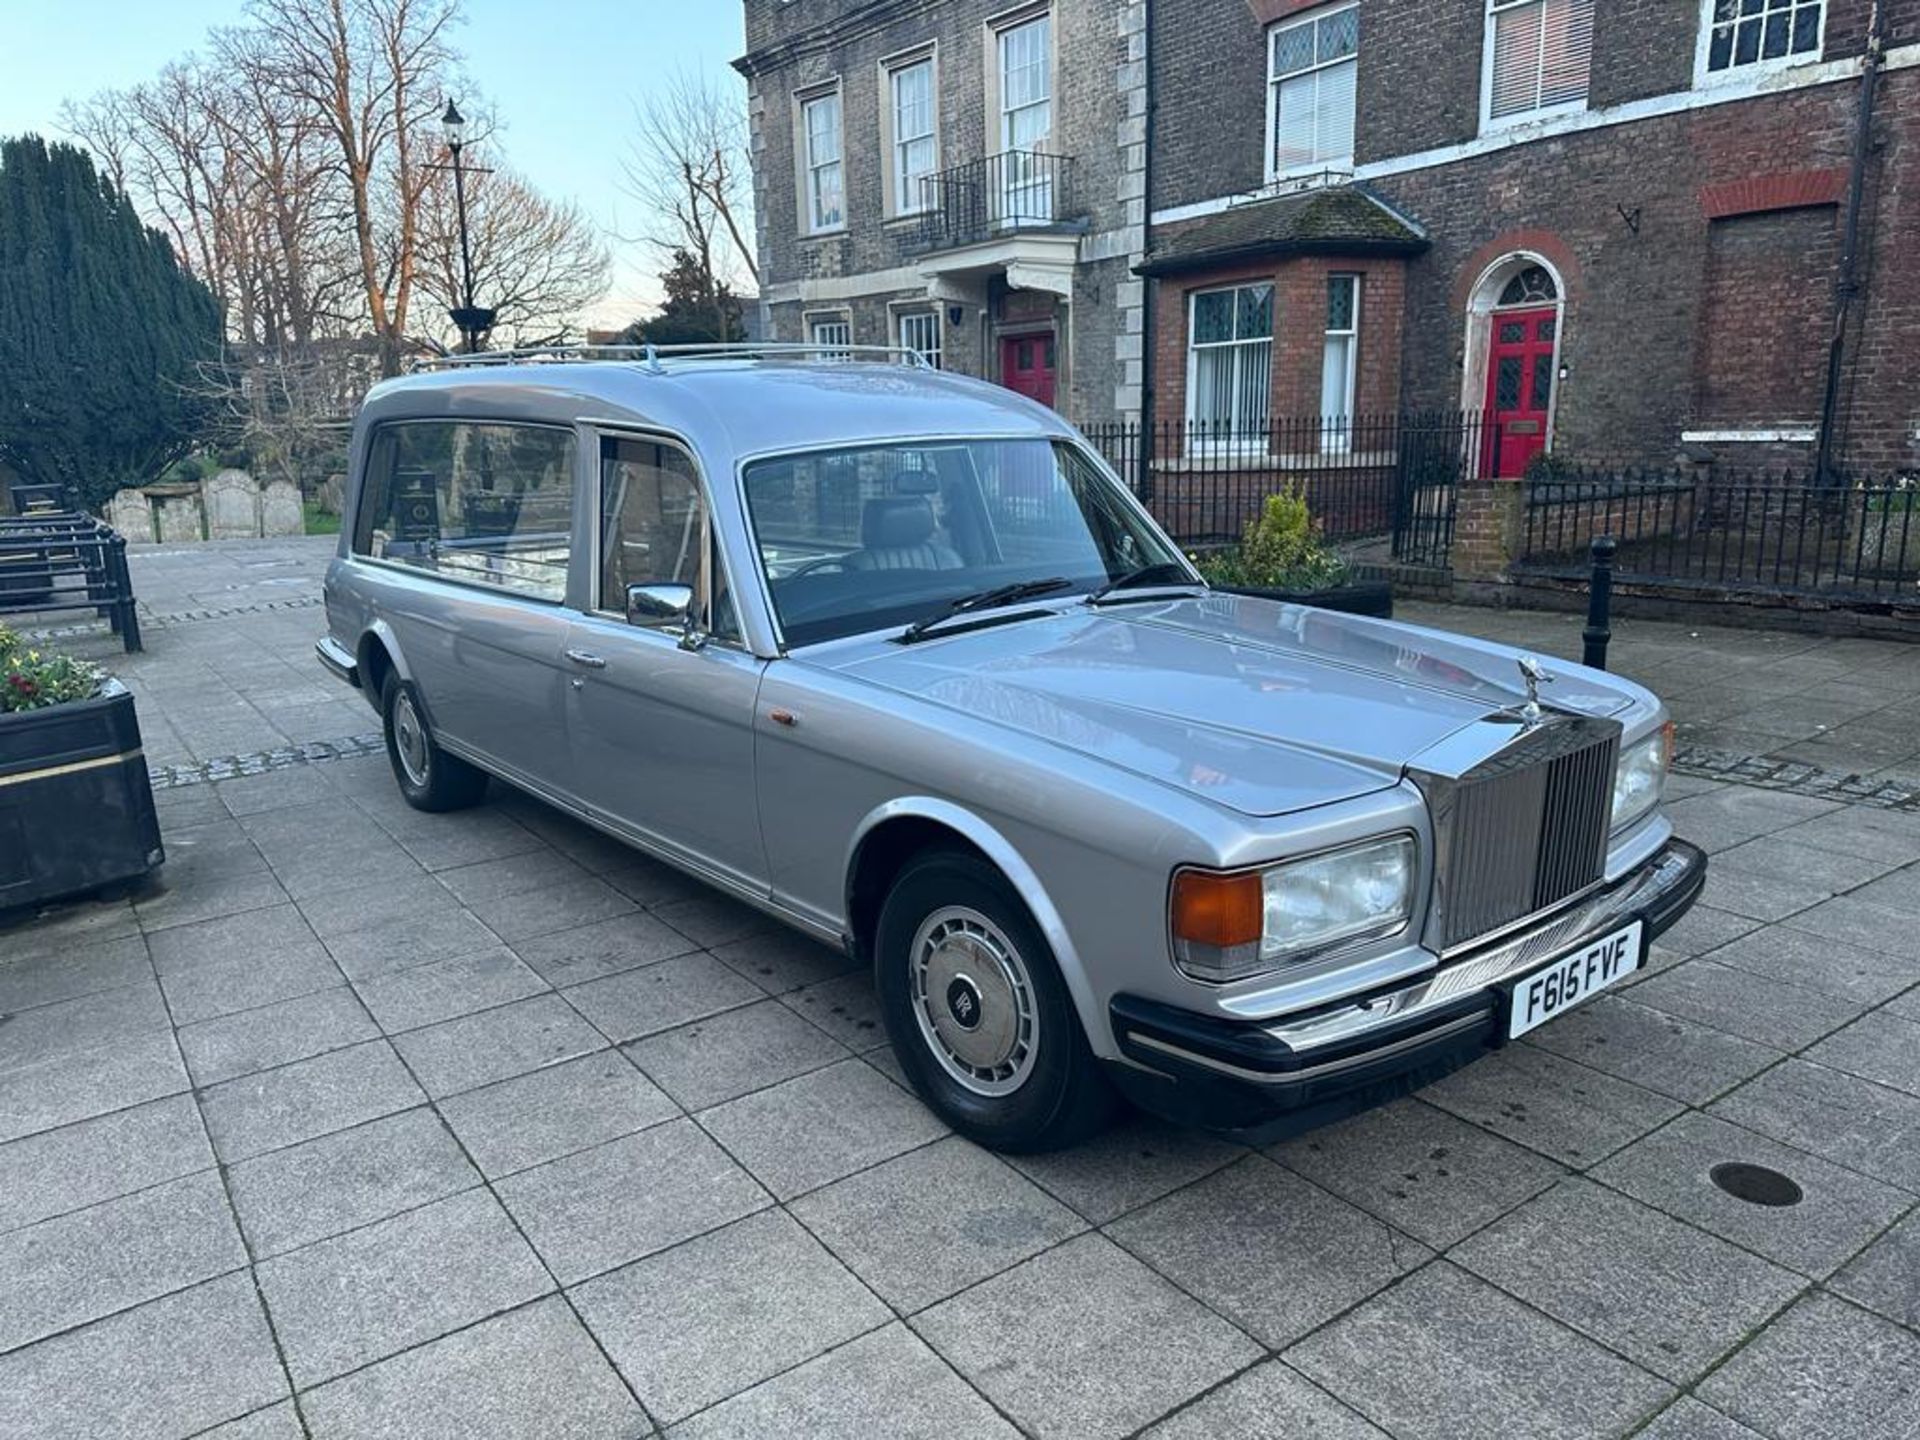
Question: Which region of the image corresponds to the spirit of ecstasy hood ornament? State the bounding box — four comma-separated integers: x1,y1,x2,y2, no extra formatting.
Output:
1517,656,1554,721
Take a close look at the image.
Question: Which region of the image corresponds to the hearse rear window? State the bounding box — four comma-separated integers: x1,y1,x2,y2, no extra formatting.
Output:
353,421,574,602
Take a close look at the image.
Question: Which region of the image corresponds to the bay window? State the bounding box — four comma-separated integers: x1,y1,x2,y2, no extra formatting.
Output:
1188,283,1274,448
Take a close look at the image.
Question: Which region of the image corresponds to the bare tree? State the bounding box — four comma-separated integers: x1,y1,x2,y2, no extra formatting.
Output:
624,67,758,336
415,163,609,348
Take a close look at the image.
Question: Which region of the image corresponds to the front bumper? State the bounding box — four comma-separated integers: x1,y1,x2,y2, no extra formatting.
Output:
1107,839,1707,1138
315,634,360,688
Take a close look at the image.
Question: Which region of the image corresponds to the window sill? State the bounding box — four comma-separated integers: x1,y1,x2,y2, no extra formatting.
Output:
801,225,848,241
1480,100,1589,137
1680,427,1818,443
1695,53,1826,89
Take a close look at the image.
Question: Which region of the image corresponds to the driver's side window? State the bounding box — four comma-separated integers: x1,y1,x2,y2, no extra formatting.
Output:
598,435,739,640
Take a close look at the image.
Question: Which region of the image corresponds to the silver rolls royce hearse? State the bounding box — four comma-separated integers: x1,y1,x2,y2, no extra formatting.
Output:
317,345,1704,1152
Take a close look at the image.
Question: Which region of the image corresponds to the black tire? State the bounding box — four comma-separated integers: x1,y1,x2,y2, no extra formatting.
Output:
875,850,1116,1153
380,672,488,813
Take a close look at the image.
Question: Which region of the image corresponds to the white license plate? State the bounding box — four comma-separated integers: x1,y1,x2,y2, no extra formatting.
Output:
1507,920,1645,1039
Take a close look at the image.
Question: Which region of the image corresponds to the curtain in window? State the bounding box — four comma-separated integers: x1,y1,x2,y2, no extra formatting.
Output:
805,95,843,228
1189,286,1273,447
1489,0,1594,119
892,61,934,212
1270,6,1358,174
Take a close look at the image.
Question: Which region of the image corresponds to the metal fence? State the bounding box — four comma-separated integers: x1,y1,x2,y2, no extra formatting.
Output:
1514,466,1920,607
0,512,143,651
1081,410,1489,564
907,151,1078,254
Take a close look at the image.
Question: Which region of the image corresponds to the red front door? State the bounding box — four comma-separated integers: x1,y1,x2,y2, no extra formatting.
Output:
1484,307,1558,478
1000,333,1057,409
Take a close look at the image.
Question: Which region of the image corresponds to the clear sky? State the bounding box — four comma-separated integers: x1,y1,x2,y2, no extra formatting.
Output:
1,0,750,327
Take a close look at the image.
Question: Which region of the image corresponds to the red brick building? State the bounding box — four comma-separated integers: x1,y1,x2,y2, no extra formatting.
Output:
1142,0,1920,477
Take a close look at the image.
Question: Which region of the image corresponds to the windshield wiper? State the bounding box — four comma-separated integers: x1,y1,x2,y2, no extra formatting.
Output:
1086,561,1205,606
899,577,1073,644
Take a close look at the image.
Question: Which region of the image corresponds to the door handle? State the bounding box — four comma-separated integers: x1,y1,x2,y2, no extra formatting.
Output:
564,648,607,669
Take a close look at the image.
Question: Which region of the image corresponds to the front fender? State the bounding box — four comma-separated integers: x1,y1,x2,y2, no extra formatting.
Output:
847,796,1107,1055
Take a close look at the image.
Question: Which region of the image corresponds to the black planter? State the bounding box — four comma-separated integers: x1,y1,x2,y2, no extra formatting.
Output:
0,681,164,911
1220,580,1394,618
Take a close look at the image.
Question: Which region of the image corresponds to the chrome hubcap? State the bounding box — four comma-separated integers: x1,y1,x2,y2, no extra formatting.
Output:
911,906,1037,1096
392,692,430,787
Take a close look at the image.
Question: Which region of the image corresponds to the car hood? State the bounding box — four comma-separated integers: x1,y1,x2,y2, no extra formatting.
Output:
826,593,1634,817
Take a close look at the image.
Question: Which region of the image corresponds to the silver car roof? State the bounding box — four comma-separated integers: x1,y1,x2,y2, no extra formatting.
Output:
357,360,1079,467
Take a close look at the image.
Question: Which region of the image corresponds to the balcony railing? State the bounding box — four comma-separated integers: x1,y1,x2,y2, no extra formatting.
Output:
906,151,1078,254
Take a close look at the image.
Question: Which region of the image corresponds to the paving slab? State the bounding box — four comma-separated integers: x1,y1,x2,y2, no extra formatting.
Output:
318,904,504,982
1829,1208,1920,1328
789,1135,1085,1312
462,872,637,943
1590,1111,1912,1277
0,1027,190,1146
225,1106,479,1259
709,927,861,996
437,1048,680,1178
199,1038,424,1162
0,1170,245,1354
1450,1177,1803,1384
176,985,381,1087
256,1187,552,1388
1710,1058,1920,1191
1779,893,1920,959
1,974,173,1067
133,869,291,935
1142,1360,1389,1439
1285,1261,1672,1440
1804,1009,1920,1098
1629,958,1865,1051
0,932,150,1014
195,1401,307,1440
563,952,766,1045
1422,1043,1684,1167
496,1118,770,1283
650,893,781,949
511,910,699,986
1696,924,1920,1006
299,1296,648,1440
624,997,851,1110
571,1208,890,1425
390,993,606,1099
668,1324,1018,1440
0,1093,212,1234
1109,1154,1431,1348
696,1057,947,1200
1006,1115,1246,1224
1269,1097,1565,1248
1632,1398,1770,1440
0,1273,287,1440
1522,994,1782,1105
1698,1292,1920,1440
776,971,888,1051
911,1232,1261,1440
351,946,548,1032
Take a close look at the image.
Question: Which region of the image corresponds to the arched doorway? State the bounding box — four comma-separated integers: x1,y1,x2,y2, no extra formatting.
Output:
1462,255,1566,477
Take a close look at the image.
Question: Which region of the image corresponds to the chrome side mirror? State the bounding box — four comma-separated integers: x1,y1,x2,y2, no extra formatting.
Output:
626,582,693,627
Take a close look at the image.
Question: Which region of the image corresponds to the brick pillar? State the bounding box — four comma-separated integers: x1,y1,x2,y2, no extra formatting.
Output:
1451,477,1526,582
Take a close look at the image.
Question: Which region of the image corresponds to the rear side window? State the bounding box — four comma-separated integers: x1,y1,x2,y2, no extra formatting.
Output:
353,421,575,603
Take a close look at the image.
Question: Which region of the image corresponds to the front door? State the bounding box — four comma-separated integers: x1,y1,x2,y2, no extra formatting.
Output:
1484,307,1558,478
1000,333,1056,409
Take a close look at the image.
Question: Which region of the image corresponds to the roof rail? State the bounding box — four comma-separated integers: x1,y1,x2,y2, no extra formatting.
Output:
408,342,932,374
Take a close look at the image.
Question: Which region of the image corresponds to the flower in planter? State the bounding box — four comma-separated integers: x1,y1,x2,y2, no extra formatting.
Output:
1192,485,1351,592
0,625,106,714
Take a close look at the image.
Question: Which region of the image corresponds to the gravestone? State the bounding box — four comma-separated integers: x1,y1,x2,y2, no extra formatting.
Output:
202,469,262,540
261,480,305,537
107,488,156,543
156,494,203,543
317,474,346,516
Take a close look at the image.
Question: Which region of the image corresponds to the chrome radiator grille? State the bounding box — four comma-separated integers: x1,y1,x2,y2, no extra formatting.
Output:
1414,716,1620,954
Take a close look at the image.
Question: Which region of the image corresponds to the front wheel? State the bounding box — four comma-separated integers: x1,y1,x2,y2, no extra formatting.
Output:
381,672,488,813
875,851,1115,1152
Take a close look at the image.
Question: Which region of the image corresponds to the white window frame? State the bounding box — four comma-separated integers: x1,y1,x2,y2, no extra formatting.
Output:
1264,1,1359,185
1481,0,1595,131
1322,274,1361,452
806,313,852,360
896,309,942,369
799,86,844,235
1184,282,1275,453
996,11,1053,154
885,50,938,218
1694,0,1826,87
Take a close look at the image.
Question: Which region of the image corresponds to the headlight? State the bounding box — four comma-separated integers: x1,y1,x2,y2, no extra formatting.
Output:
1611,723,1673,833
1170,834,1417,984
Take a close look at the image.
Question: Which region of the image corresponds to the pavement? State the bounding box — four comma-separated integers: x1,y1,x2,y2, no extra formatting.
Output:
0,537,1916,1440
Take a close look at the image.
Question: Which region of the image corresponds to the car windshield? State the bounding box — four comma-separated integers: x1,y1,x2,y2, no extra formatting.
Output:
741,438,1193,646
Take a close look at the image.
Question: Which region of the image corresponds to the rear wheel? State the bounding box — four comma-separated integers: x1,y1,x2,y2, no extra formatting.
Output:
876,850,1115,1152
381,672,488,812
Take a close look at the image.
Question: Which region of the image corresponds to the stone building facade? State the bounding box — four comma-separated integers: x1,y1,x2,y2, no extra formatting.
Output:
736,0,1149,426
1145,0,1920,475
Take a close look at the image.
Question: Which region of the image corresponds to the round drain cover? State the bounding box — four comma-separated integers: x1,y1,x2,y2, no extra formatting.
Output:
1710,1162,1803,1207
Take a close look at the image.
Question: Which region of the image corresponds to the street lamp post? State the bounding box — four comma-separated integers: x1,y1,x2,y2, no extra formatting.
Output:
440,100,495,353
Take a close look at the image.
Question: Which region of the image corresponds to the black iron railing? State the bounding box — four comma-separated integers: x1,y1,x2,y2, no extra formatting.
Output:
907,151,1078,253
0,513,143,651
1081,411,1490,564
1514,466,1920,606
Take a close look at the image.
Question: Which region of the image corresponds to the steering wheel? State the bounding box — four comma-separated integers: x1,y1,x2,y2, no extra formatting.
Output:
783,554,857,578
